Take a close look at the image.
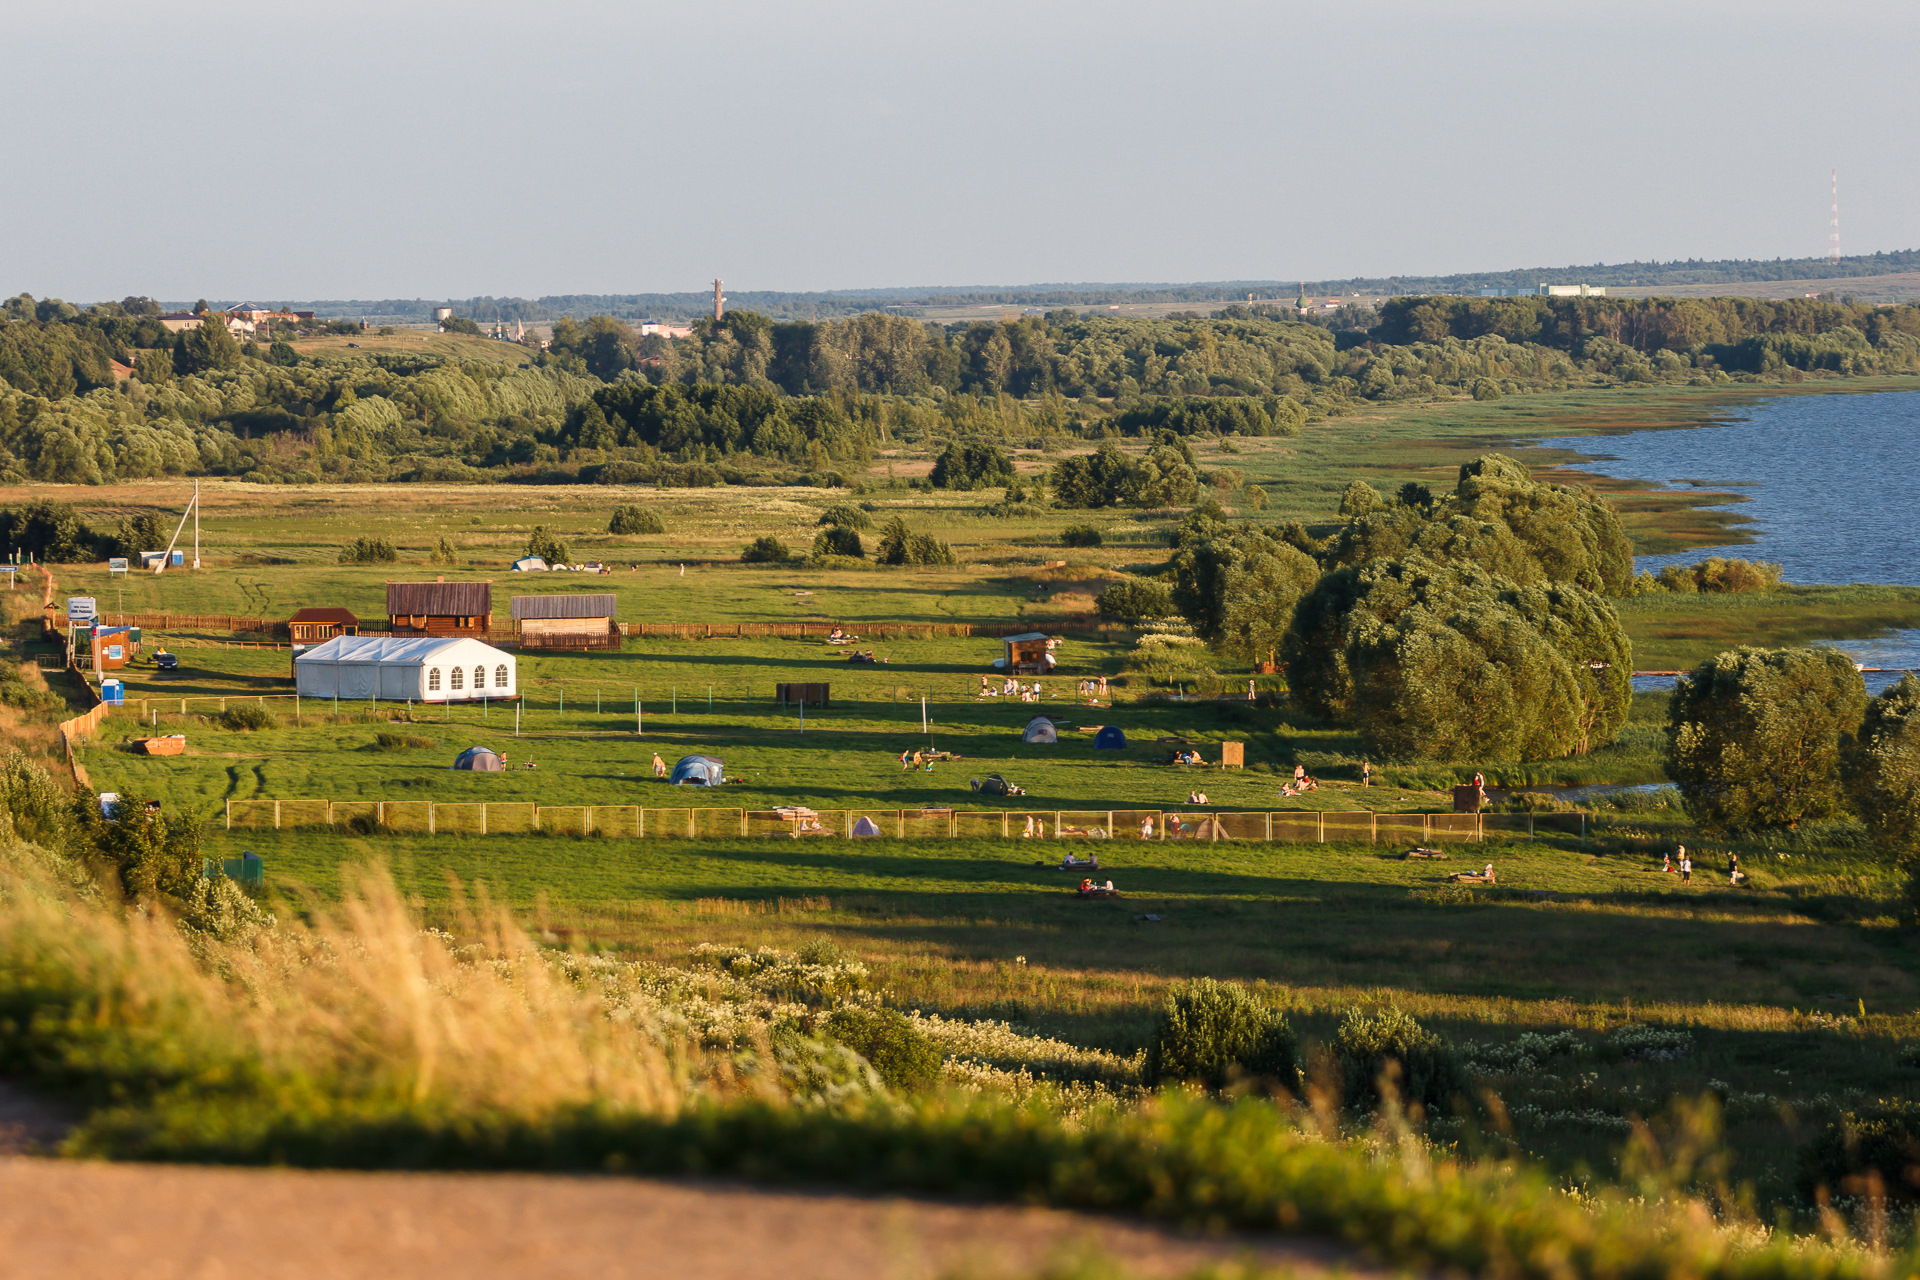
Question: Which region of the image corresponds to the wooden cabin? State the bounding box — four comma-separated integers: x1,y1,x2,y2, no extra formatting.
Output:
386,581,493,636
511,593,618,649
288,607,359,643
1001,632,1054,675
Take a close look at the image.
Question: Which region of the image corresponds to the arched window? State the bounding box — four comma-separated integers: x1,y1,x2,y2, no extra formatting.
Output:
427,667,441,692
495,664,509,688
450,667,464,691
473,665,486,689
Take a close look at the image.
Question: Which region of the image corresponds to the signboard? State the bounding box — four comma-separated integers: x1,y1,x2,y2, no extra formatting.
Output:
106,645,124,661
108,557,129,575
66,596,96,624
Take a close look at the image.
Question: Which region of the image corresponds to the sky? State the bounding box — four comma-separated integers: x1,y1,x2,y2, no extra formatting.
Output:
3,0,1916,301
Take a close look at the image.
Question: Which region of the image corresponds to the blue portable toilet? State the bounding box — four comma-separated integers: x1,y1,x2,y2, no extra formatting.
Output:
100,679,125,706
669,754,725,785
171,549,184,566
1094,725,1127,750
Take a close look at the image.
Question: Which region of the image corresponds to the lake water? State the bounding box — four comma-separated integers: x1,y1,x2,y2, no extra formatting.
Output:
1524,389,1920,693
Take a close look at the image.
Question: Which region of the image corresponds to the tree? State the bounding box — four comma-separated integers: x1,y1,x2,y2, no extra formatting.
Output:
527,526,571,564
267,340,299,367
174,314,242,376
811,526,864,559
874,517,955,566
429,536,458,566
928,440,1014,490
1842,673,1920,904
1338,480,1381,518
1283,556,1631,761
1059,523,1102,548
1169,513,1319,665
1665,647,1867,833
133,349,174,384
740,535,790,563
1096,577,1177,620
338,537,397,564
817,503,872,530
609,505,666,535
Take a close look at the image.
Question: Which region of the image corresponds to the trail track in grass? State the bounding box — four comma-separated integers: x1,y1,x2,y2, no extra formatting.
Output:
0,1155,1366,1280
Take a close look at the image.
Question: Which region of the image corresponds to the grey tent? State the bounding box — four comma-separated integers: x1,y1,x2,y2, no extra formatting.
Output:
1094,725,1127,750
1022,717,1058,744
850,816,882,837
453,746,504,771
670,754,725,785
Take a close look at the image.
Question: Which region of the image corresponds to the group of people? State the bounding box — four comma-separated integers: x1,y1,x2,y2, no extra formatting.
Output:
980,676,1045,701
1663,844,1741,886
898,749,936,772
1076,678,1109,703
1186,790,1210,805
1280,764,1319,797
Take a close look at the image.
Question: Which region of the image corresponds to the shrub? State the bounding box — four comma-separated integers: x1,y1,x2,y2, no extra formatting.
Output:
1666,647,1867,834
1059,523,1103,548
810,526,864,559
874,518,955,567
218,704,277,732
338,537,396,565
1144,979,1296,1090
608,505,665,535
1095,577,1176,620
428,536,458,566
1471,377,1503,401
1332,1006,1467,1113
526,526,570,565
741,535,790,563
928,441,1015,491
372,732,436,751
816,504,872,530
1655,558,1783,594
1796,1107,1920,1204
824,1007,942,1092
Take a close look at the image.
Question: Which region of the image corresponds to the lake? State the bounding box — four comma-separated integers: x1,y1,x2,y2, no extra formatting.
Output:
1524,388,1920,692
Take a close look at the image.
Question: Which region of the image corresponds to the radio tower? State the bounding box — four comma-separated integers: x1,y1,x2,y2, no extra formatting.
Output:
1829,168,1840,265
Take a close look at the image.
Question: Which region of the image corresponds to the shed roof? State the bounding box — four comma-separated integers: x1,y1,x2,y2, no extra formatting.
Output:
511,594,618,621
1003,632,1051,644
289,607,359,625
386,581,491,616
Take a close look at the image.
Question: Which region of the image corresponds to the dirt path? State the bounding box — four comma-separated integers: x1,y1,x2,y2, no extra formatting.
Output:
0,1156,1373,1280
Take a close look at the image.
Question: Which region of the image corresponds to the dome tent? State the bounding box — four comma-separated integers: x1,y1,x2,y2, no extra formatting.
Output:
669,754,725,786
1022,717,1058,744
1093,725,1127,750
850,816,882,837
453,746,504,771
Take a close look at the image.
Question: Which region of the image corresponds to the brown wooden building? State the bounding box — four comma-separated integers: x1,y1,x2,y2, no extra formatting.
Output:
386,581,492,636
511,593,618,649
288,607,359,643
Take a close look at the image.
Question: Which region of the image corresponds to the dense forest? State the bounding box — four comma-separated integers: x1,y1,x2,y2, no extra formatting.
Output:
2,290,1918,487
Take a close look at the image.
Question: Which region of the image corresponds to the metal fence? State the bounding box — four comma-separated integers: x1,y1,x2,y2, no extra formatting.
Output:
222,800,1586,844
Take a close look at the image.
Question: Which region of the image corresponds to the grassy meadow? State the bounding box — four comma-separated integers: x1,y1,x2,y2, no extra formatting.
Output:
10,379,1920,1249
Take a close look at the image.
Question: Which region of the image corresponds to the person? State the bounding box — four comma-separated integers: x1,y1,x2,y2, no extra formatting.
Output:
1728,852,1740,885
1103,880,1114,892
1139,815,1154,839
1472,771,1485,791
1097,676,1108,699
1079,878,1093,893
1361,760,1371,788
1484,863,1496,884
1022,815,1035,838
1680,854,1692,884
678,564,685,576
1194,791,1208,805
1662,850,1672,874
1188,790,1199,804
1294,764,1307,789
900,749,913,770
652,753,666,777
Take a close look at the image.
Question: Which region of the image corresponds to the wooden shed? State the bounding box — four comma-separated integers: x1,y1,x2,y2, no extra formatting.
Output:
288,607,359,643
511,593,618,650
386,581,492,636
1001,632,1054,675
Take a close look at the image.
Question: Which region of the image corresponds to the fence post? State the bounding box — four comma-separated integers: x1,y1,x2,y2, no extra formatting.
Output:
273,800,280,829
897,810,905,839
687,809,695,838
1528,813,1535,840
585,808,592,836
378,802,385,828
1002,812,1008,838
1370,812,1377,844
429,803,435,835
637,807,645,838
480,804,487,835
326,800,333,826
225,798,231,830
741,809,748,837
1266,812,1273,842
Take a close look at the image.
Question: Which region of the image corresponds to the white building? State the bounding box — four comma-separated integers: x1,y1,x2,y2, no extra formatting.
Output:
293,635,517,702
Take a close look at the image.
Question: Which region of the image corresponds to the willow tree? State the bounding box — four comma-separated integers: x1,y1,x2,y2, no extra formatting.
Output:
1843,673,1920,904
1665,647,1867,833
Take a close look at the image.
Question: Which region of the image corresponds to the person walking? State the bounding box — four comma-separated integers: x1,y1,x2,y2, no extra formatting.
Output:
1680,853,1692,885
1361,760,1371,788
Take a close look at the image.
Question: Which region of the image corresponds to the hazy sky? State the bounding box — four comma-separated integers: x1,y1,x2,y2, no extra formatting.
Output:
4,0,1915,301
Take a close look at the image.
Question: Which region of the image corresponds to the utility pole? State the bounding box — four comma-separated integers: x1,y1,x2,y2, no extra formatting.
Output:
1830,168,1841,266
192,479,200,569
713,278,724,320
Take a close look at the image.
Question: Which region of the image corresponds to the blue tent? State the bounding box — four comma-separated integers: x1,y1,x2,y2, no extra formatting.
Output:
453,746,504,771
670,754,725,786
1094,725,1127,750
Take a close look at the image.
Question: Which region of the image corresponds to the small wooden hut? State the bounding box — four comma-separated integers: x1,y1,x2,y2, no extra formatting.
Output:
288,607,359,643
386,581,492,636
511,593,618,649
1002,632,1053,675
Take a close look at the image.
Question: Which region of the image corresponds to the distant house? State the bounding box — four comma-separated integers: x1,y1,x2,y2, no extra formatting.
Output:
386,581,492,636
512,593,618,649
288,607,359,643
637,320,694,339
158,311,254,335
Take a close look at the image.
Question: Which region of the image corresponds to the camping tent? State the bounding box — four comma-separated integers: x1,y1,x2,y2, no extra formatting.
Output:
1094,725,1127,750
1022,717,1058,744
294,635,516,703
453,746,503,771
669,754,725,786
511,557,548,572
850,816,882,837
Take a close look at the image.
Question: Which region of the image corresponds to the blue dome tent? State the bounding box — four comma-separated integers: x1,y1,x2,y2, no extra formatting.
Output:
1093,725,1127,750
669,754,725,786
453,746,504,771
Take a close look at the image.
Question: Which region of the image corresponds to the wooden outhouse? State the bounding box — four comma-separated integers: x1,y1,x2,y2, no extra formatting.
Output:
288,607,359,642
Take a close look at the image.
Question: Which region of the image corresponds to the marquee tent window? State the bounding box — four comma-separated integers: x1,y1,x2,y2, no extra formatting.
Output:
428,668,441,691
473,665,486,689
450,668,465,690
495,664,508,686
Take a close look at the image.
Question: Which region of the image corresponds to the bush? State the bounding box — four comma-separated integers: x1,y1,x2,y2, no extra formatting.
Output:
1143,978,1297,1090
741,535,790,564
1332,1006,1467,1113
372,732,436,752
338,537,396,565
874,518,955,567
1470,377,1502,401
817,503,872,530
1655,558,1783,594
218,704,277,732
608,505,666,535
1059,523,1103,548
824,1007,942,1092
810,526,864,559
1796,1107,1920,1204
1096,577,1177,620
929,441,1014,491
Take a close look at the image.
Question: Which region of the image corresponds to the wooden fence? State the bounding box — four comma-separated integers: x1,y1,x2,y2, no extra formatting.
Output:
224,800,1584,844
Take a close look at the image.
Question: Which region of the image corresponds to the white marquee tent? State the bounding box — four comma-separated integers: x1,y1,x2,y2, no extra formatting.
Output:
293,635,517,702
